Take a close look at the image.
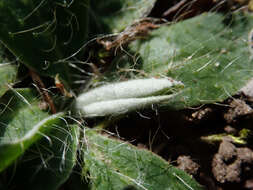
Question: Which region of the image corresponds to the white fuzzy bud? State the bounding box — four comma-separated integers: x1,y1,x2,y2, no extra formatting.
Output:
76,78,183,117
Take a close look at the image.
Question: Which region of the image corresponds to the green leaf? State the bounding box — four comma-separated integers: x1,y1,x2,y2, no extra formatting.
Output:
117,13,253,109
0,63,17,98
90,0,156,33
7,124,79,190
82,130,204,190
88,12,253,113
0,0,89,85
0,88,64,172
0,44,17,97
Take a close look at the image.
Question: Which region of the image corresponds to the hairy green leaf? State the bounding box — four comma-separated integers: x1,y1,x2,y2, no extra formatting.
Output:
124,13,253,109
0,44,17,97
6,124,79,190
0,0,89,85
82,130,204,190
0,63,17,98
0,88,64,172
90,0,156,33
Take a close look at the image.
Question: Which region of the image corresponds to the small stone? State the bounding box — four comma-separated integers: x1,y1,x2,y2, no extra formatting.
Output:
212,154,227,183
225,160,242,183
218,137,237,163
177,155,200,176
224,99,252,123
224,125,237,135
237,147,253,164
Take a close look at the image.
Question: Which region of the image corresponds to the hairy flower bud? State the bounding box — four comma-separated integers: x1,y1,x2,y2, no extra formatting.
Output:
76,78,183,117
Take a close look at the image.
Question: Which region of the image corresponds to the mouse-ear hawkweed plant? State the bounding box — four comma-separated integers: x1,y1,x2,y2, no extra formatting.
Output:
1,0,253,189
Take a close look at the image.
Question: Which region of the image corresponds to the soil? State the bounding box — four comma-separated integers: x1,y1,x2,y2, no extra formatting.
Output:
212,137,253,183
105,93,253,190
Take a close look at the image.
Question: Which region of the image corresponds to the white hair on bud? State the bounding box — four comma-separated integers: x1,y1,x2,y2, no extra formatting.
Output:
76,78,183,106
249,28,253,58
76,78,183,118
80,95,176,118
